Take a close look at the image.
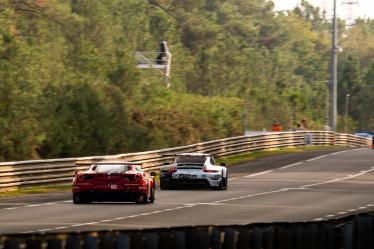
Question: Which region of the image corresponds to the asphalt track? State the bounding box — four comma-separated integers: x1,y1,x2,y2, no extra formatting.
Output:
1,147,374,235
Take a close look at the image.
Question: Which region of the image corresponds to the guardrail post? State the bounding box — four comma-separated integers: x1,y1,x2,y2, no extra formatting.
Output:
210,228,222,249
173,231,186,249
144,233,159,249
185,229,209,249
292,225,303,249
354,214,373,249
83,236,99,249
262,225,275,249
249,227,263,249
301,224,317,249
99,235,115,249
339,222,354,249
66,235,81,249
325,223,335,249
25,239,42,249
275,225,294,249
223,228,236,249
237,228,250,249
3,239,21,249
130,234,146,249
159,232,175,249
47,239,63,249
116,234,130,249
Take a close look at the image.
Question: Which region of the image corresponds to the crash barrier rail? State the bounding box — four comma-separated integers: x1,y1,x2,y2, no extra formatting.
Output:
1,211,374,248
0,131,370,192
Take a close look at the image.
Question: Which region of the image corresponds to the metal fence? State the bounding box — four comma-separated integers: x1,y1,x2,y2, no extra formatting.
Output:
0,131,370,192
1,211,373,249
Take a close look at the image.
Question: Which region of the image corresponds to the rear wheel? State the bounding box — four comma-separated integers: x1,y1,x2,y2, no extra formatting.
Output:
219,171,228,190
73,193,81,204
149,187,155,203
73,193,91,204
136,193,149,204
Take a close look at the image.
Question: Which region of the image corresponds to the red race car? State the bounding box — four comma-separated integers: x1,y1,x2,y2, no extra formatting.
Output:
72,162,156,204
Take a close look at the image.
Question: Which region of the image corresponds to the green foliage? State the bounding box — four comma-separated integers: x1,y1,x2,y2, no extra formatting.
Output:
0,0,372,161
340,19,374,131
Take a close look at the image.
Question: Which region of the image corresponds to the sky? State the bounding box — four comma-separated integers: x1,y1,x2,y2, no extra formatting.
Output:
273,0,374,20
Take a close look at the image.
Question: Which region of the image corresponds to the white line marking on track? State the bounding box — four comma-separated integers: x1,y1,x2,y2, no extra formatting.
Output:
314,218,324,221
173,206,185,210
3,200,71,211
280,162,303,169
307,155,327,162
300,167,374,188
151,211,163,214
19,205,192,234
325,215,335,218
214,189,286,204
245,170,273,178
36,229,53,232
72,224,85,227
330,151,348,155
54,226,67,230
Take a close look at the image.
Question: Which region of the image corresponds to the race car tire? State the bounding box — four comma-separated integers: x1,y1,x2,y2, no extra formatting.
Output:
149,188,155,203
222,172,228,190
73,193,91,204
218,171,228,190
136,193,149,204
160,180,168,190
73,193,82,204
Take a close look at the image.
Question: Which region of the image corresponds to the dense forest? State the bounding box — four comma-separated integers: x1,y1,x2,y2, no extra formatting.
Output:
0,0,373,161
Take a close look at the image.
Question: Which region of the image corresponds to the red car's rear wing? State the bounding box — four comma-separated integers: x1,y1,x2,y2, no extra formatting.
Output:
75,161,143,169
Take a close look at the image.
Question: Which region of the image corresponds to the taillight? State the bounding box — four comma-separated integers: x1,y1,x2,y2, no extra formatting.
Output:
204,169,219,173
77,174,95,180
168,167,177,173
135,174,142,181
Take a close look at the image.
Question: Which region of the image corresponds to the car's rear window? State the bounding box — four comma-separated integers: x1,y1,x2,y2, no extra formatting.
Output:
176,156,206,165
94,164,131,173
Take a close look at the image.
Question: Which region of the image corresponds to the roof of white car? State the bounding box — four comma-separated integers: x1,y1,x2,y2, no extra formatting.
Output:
177,153,211,157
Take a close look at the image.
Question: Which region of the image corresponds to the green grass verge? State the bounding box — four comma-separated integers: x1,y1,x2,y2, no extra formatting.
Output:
0,184,71,198
216,145,344,166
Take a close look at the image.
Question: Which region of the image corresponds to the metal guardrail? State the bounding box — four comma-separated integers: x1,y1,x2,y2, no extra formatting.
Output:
0,131,370,192
1,211,373,248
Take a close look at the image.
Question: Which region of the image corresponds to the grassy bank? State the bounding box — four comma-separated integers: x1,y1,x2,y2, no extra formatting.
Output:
216,145,345,166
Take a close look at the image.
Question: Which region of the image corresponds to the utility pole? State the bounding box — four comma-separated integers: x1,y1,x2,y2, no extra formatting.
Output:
344,93,350,133
330,0,338,131
325,81,331,130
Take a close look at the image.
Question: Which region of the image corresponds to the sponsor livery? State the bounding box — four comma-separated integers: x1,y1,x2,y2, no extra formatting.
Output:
72,162,156,204
160,153,228,190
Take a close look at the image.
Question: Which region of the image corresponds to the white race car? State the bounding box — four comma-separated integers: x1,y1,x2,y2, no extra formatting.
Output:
160,153,228,190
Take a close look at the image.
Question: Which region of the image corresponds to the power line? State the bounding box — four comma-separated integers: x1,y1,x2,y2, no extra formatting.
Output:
341,0,359,26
